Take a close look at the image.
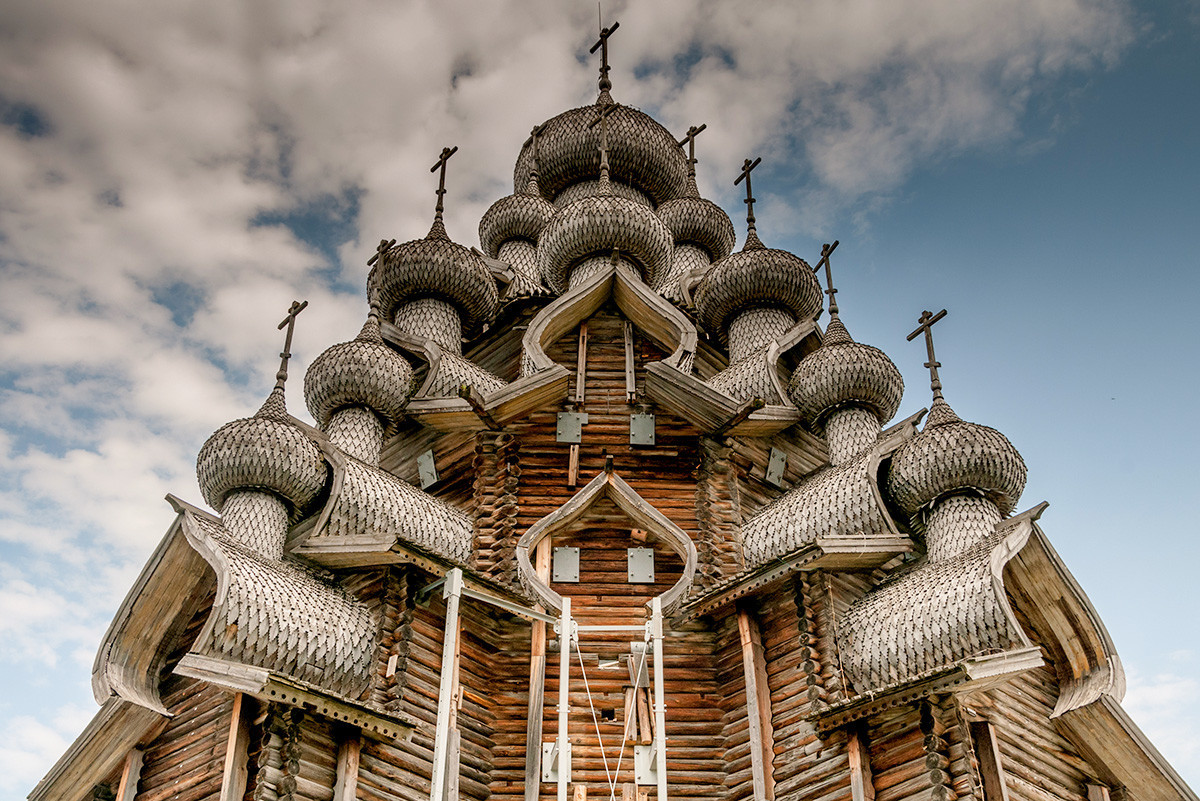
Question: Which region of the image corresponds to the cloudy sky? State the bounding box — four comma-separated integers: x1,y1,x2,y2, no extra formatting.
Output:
1,0,1197,794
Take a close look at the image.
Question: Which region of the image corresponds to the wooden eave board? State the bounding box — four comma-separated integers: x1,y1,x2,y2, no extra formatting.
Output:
644,361,802,436
29,698,165,801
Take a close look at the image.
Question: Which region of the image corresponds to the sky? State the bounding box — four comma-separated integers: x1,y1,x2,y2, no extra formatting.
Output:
0,0,1197,795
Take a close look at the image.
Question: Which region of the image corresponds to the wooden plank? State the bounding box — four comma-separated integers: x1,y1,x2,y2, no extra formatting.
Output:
848,730,875,801
574,784,588,801
624,320,637,402
1086,784,1111,801
115,748,144,801
333,734,362,801
218,693,250,801
737,605,775,801
970,720,1011,801
525,539,552,801
569,444,580,488
575,322,589,404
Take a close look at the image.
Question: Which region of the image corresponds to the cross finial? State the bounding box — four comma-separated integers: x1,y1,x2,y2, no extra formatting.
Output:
677,123,707,179
907,308,949,402
367,238,396,267
814,240,841,317
430,145,459,222
275,299,309,390
735,157,763,235
523,123,548,177
589,19,620,95
588,104,618,184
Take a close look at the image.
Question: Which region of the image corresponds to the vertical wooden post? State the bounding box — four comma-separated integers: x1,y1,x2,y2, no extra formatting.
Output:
624,320,637,402
650,598,668,801
970,720,1011,801
430,569,464,801
847,730,875,801
569,323,588,487
219,693,252,801
737,605,775,801
114,748,143,801
525,540,552,801
557,597,574,801
333,734,362,801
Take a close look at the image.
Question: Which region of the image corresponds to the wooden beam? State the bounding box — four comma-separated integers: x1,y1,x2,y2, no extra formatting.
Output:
525,540,552,801
219,693,252,801
712,396,766,436
333,734,362,801
624,320,637,402
737,604,775,801
114,748,143,801
457,384,502,430
575,322,589,404
848,730,875,801
970,720,1011,801
1086,785,1111,801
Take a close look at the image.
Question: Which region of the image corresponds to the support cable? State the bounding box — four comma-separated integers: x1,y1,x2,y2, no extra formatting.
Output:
575,638,616,797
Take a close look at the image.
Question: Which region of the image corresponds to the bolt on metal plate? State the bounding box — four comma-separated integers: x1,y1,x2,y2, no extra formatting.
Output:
765,446,788,487
556,412,588,444
629,413,655,445
417,448,439,489
552,546,580,582
628,547,655,583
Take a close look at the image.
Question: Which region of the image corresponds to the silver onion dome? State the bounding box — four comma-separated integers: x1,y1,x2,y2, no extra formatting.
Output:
368,220,500,338
303,316,414,431
886,399,1027,516
196,387,327,517
513,102,689,206
537,192,674,294
478,187,557,258
695,235,824,343
788,316,904,432
656,193,736,261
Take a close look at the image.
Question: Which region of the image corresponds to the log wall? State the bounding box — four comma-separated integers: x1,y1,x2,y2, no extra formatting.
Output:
133,677,233,801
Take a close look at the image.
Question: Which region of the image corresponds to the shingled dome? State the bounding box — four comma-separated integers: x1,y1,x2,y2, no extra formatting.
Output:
788,317,904,431
478,189,557,258
196,388,327,516
368,220,499,337
656,193,736,261
513,102,689,205
537,193,674,294
304,317,414,430
695,238,823,342
887,399,1027,516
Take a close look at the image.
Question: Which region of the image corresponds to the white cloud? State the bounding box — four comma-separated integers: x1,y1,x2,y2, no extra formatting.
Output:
1123,653,1200,783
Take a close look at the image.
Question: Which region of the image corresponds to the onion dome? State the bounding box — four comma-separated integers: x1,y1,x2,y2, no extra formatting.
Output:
788,316,904,431
537,192,674,294
478,179,557,258
656,187,736,261
887,398,1027,516
196,387,327,517
696,236,823,343
512,101,689,206
303,313,414,431
367,219,499,338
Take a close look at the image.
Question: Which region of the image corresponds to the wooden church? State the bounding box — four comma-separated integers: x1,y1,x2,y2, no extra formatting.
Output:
33,23,1196,801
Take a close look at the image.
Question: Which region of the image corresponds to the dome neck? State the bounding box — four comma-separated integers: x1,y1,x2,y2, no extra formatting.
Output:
825,405,881,466
922,493,1002,561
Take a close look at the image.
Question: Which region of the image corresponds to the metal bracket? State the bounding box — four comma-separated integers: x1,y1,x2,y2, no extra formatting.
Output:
765,446,787,487
627,547,655,583
552,546,579,583
627,642,650,688
556,412,588,443
417,448,439,489
541,740,570,783
633,743,658,785
629,413,655,445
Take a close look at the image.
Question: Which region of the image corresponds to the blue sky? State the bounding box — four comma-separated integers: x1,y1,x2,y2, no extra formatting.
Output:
0,0,1196,794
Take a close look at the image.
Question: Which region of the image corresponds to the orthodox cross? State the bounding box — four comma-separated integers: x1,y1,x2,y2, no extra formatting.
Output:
813,240,841,316
523,123,548,175
907,308,949,401
590,19,620,93
735,156,763,233
677,123,707,178
430,145,459,222
367,237,396,267
274,299,309,389
588,103,618,182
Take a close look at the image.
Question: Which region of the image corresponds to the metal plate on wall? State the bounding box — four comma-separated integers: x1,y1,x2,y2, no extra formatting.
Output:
765,446,788,487
552,546,580,582
556,412,588,444
633,744,658,785
628,547,655,583
417,448,439,489
629,413,655,445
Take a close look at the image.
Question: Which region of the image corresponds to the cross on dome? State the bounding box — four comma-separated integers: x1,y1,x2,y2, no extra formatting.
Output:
522,123,548,176
735,156,763,236
274,299,308,390
430,145,459,223
814,240,841,317
367,238,396,267
588,103,618,184
677,123,707,179
907,308,949,402
589,19,620,95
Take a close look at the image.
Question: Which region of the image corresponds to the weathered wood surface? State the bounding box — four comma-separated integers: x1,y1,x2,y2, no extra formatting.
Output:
132,677,232,801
